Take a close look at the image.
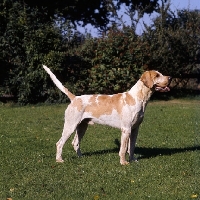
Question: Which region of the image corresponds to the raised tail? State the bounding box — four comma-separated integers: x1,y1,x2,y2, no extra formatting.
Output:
43,65,75,101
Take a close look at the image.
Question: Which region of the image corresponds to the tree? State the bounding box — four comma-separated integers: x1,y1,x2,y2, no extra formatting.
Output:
0,1,68,103
142,2,200,77
20,0,164,30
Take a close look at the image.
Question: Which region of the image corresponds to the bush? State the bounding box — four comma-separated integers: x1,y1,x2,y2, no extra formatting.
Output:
1,1,199,104
0,1,68,104
62,9,200,97
65,28,148,95
143,9,200,76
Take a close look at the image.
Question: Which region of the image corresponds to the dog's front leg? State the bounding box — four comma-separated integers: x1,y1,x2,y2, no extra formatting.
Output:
119,128,131,165
128,127,139,162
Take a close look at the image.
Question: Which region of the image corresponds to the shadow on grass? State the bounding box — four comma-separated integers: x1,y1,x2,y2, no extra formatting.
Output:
83,139,200,160
135,146,200,160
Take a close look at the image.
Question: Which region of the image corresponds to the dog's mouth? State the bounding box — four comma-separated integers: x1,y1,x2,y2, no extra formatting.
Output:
154,76,172,92
155,86,170,92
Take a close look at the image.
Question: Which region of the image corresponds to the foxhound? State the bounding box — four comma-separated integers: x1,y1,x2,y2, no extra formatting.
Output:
43,65,171,165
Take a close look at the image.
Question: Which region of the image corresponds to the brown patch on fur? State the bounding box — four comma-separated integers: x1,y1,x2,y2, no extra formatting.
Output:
136,90,144,100
64,88,75,100
71,98,83,111
124,93,136,106
140,71,158,88
85,94,123,118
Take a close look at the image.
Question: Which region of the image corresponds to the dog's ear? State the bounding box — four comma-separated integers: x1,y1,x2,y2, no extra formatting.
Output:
140,71,154,88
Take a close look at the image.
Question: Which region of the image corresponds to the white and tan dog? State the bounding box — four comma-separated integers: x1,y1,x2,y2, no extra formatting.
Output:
43,65,171,165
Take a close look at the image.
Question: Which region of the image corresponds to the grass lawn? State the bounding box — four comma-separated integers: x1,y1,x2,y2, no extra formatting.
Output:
0,100,200,200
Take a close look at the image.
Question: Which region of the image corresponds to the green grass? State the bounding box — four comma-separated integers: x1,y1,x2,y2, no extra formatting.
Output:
0,100,200,200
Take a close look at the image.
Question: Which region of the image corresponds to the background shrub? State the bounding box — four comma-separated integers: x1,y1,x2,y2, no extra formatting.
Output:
0,1,199,104
64,29,147,95
143,9,200,76
0,1,68,104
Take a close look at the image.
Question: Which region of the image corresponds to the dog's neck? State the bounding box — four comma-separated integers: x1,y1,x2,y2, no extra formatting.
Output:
129,80,154,103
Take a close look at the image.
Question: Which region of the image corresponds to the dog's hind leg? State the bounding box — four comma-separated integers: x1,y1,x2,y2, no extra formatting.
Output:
72,121,88,157
56,123,76,163
56,106,84,163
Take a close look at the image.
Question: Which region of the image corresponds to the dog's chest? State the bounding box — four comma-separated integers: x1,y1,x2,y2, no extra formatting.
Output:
131,109,144,128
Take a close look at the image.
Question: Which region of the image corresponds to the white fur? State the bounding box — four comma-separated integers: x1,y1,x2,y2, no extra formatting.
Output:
43,65,66,95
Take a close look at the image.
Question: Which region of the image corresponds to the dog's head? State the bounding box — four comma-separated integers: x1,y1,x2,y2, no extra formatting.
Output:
140,70,171,92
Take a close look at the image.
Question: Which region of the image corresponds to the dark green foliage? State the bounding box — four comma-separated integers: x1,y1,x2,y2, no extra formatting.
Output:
143,9,200,76
63,9,200,95
21,0,162,30
0,0,200,104
0,1,68,104
117,0,162,15
65,29,145,95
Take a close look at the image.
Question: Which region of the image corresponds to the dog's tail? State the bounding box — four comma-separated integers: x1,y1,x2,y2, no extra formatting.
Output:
43,65,75,101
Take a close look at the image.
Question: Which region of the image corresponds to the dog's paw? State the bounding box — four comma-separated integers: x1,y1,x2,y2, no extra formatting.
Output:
76,149,83,157
130,157,138,162
56,159,64,163
120,160,130,165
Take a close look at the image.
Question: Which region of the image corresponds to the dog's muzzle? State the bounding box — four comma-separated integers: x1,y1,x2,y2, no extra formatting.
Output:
155,76,172,92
